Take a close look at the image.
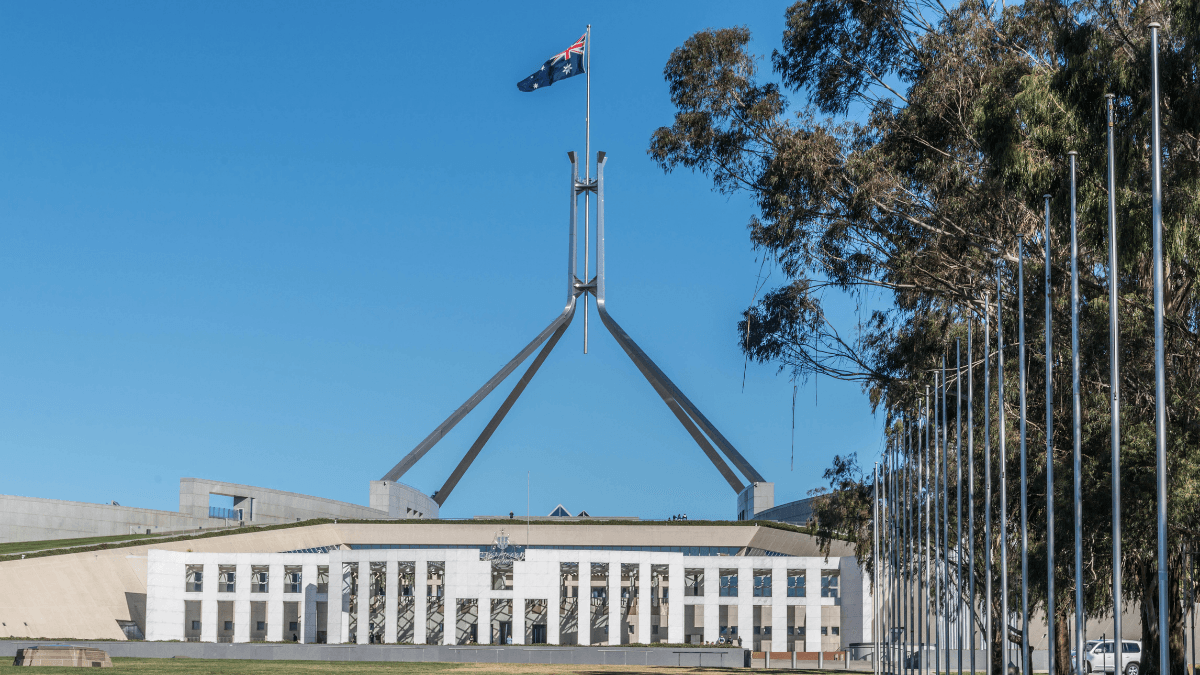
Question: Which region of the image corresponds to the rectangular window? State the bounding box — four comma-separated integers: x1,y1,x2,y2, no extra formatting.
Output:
289,621,299,631
787,571,805,597
192,621,201,630
753,571,772,597
218,566,236,593
185,566,204,593
719,570,738,597
821,626,828,636
284,566,302,594
224,621,233,631
257,621,266,631
252,566,269,593
820,572,839,598
832,626,840,636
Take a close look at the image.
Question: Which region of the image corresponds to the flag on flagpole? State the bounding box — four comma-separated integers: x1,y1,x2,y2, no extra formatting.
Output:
517,33,586,92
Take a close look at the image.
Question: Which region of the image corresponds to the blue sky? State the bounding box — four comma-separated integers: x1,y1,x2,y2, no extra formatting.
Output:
0,1,884,520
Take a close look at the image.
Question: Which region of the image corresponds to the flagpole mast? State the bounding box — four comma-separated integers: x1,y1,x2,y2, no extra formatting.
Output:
583,24,592,354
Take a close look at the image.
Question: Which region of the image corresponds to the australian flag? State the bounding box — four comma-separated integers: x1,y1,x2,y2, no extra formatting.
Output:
517,33,586,92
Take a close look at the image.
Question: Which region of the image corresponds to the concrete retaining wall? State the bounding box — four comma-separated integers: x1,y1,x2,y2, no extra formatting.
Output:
0,494,221,544
0,641,746,667
1,477,438,545
178,478,406,525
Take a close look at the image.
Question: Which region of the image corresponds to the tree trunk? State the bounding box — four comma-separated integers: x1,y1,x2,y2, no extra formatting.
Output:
1055,602,1072,675
991,601,1006,675
1140,553,1186,675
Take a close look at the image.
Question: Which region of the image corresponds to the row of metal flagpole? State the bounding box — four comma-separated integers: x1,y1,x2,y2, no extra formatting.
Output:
871,23,1171,675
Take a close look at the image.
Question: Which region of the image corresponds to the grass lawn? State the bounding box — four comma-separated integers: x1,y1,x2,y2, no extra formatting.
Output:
0,533,169,556
0,658,761,674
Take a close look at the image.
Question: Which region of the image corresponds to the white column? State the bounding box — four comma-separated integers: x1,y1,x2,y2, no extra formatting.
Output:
513,596,526,645
327,552,344,644
384,559,398,644
301,562,318,643
577,556,590,645
805,566,822,652
703,564,720,643
414,560,428,644
356,560,369,644
234,562,251,643
478,593,492,645
266,562,284,642
736,561,752,649
668,558,685,644
200,562,217,643
772,562,787,652
637,561,651,644
442,564,456,646
608,561,621,645
548,562,561,645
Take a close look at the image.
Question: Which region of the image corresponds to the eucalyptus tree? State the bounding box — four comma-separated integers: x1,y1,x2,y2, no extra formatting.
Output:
650,1,1200,672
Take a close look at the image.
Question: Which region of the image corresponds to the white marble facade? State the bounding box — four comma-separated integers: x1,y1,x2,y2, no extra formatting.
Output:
147,547,872,651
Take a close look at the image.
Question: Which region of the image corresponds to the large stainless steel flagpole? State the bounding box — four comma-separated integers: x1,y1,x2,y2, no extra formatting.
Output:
1105,92,1122,667
984,294,993,675
968,316,977,675
956,340,964,675
1148,23,1169,675
1069,150,1085,675
1018,236,1031,675
582,24,591,353
1044,194,1056,675
998,275,1010,673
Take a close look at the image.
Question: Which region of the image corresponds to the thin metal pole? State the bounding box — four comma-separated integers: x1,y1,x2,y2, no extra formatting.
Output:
968,317,977,675
925,389,932,675
907,419,915,675
1019,235,1031,675
998,275,1010,674
1148,23,1170,675
582,24,591,353
1069,151,1085,675
935,371,943,675
942,356,951,674
1044,194,1056,675
883,444,892,667
984,294,993,675
876,462,882,675
956,340,964,675
1105,92,1122,668
894,442,902,674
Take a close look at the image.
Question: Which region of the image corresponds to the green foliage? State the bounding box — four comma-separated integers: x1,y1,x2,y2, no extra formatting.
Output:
651,1,1200,673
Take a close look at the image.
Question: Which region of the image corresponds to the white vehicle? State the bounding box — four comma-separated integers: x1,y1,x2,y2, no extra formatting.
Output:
1079,639,1142,675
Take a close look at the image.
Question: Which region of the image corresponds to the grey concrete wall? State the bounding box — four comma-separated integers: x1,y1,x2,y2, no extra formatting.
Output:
1,477,437,545
737,482,775,520
368,480,438,519
0,641,746,667
179,478,390,524
0,494,221,544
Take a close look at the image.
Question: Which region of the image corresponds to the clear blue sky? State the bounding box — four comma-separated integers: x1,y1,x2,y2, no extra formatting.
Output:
0,1,884,520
